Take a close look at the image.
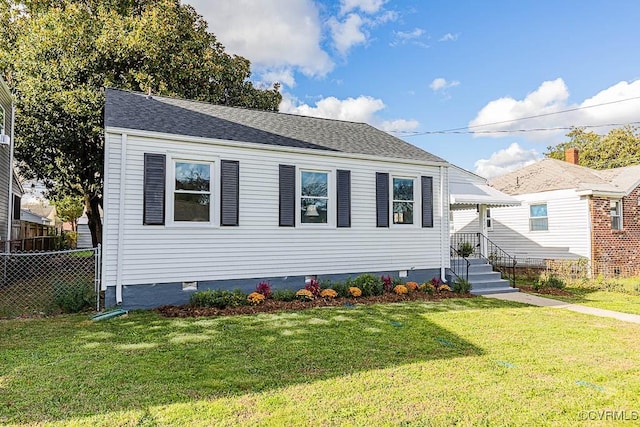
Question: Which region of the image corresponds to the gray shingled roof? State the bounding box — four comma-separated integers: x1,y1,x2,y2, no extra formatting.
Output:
489,158,640,195
105,88,445,164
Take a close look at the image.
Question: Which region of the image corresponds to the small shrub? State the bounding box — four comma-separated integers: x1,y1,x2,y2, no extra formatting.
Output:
537,272,566,290
190,289,247,309
439,284,452,292
420,282,434,295
353,274,384,296
452,278,472,294
320,288,337,299
53,278,95,313
304,279,321,297
272,289,297,302
393,285,408,295
296,289,314,301
430,277,443,289
348,287,362,297
405,281,418,292
330,281,351,298
255,281,272,299
247,292,265,305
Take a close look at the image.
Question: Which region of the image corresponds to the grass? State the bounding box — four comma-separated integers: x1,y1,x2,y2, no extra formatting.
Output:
1,298,640,426
521,275,640,316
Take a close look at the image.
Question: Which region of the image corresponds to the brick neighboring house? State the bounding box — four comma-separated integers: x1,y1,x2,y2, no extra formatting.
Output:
452,149,640,277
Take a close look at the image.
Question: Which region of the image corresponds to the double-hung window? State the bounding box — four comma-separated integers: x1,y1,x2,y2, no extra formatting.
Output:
529,203,548,231
0,105,5,135
300,170,329,224
393,177,414,224
610,199,622,230
173,161,212,222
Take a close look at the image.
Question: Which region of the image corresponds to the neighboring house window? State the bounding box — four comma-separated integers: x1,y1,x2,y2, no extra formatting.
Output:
392,177,414,224
486,208,493,231
173,161,212,222
529,203,548,231
300,170,329,224
610,199,622,230
0,105,4,135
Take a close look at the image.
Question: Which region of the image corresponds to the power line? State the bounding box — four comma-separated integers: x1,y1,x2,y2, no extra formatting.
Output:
396,121,640,136
390,95,640,137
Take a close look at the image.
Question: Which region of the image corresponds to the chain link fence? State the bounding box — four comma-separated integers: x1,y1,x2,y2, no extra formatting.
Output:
0,246,101,318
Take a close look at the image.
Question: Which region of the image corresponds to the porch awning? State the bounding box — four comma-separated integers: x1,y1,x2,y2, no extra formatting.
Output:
449,181,520,210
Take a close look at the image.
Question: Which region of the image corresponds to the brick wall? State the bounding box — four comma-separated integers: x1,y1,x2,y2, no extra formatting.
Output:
590,185,640,275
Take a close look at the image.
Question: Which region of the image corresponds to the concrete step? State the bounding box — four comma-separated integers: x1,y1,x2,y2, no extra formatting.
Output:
468,272,503,282
468,264,494,274
471,287,520,295
469,279,511,289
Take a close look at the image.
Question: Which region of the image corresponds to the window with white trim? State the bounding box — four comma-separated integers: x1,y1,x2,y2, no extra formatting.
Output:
392,177,414,224
300,170,329,224
486,208,493,231
610,199,622,230
529,203,548,231
173,160,212,222
0,105,5,135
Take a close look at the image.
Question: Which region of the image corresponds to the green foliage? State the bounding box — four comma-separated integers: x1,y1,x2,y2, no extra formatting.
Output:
52,196,84,230
535,272,566,290
452,278,472,294
352,273,384,297
53,278,95,313
458,242,474,258
190,289,247,309
545,126,640,169
271,289,297,302
1,0,282,245
329,281,351,298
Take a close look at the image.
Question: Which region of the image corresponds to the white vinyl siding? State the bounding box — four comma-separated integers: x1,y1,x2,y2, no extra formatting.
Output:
103,131,446,288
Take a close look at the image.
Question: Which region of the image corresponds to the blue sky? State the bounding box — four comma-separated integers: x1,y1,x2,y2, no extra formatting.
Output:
185,0,640,177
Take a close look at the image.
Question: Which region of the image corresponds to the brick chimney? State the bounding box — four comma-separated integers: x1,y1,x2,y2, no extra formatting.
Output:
565,148,579,165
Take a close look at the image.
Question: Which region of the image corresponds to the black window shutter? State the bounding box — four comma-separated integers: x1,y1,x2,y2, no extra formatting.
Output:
422,176,434,228
279,164,295,227
376,172,389,228
12,195,20,220
143,153,166,225
220,160,239,226
337,169,351,228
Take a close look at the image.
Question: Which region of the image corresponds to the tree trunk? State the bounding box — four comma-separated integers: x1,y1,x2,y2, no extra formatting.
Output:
85,193,102,247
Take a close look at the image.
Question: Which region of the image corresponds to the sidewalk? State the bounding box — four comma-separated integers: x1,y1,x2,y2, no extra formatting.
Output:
484,292,640,324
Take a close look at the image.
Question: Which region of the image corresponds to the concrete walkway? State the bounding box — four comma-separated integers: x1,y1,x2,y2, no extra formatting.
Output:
484,292,640,324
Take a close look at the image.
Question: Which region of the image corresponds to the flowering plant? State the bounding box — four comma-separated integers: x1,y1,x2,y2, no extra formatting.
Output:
348,287,362,297
247,292,265,305
405,281,418,292
394,285,408,295
296,289,314,300
430,277,443,288
381,275,393,292
305,279,321,297
439,284,452,292
255,281,272,299
320,288,338,299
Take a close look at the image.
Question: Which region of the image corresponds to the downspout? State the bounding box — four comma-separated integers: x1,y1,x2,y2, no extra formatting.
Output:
440,165,447,281
115,133,127,304
5,102,15,252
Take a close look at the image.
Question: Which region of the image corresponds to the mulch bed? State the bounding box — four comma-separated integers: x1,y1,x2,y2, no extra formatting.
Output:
518,285,572,297
156,291,476,318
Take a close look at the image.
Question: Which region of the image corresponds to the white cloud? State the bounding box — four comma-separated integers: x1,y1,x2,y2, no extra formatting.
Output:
430,77,460,92
474,143,540,179
185,0,333,86
469,78,640,141
339,0,387,15
279,93,419,132
439,32,459,42
390,28,428,47
328,13,368,55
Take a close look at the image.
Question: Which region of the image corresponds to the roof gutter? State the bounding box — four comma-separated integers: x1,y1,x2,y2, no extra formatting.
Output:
576,189,626,198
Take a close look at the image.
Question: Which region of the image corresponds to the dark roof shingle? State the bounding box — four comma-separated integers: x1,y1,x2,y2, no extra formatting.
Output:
105,88,445,164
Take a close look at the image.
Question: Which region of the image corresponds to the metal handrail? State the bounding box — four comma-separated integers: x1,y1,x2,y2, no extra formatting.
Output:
451,232,517,287
449,246,470,282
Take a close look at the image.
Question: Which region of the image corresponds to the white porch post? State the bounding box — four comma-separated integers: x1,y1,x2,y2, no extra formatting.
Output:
478,204,488,258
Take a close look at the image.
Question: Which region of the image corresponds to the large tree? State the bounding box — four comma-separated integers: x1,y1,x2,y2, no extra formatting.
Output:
546,126,640,169
0,0,281,246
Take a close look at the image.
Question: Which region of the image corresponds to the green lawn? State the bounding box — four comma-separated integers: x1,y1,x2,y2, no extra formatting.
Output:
2,298,640,426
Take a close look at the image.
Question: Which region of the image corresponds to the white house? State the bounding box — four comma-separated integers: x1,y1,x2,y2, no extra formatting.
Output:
103,89,459,308
453,150,640,276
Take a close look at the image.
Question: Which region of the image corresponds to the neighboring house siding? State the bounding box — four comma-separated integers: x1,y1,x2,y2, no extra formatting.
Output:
103,132,446,292
590,185,640,271
460,189,591,260
0,81,13,241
